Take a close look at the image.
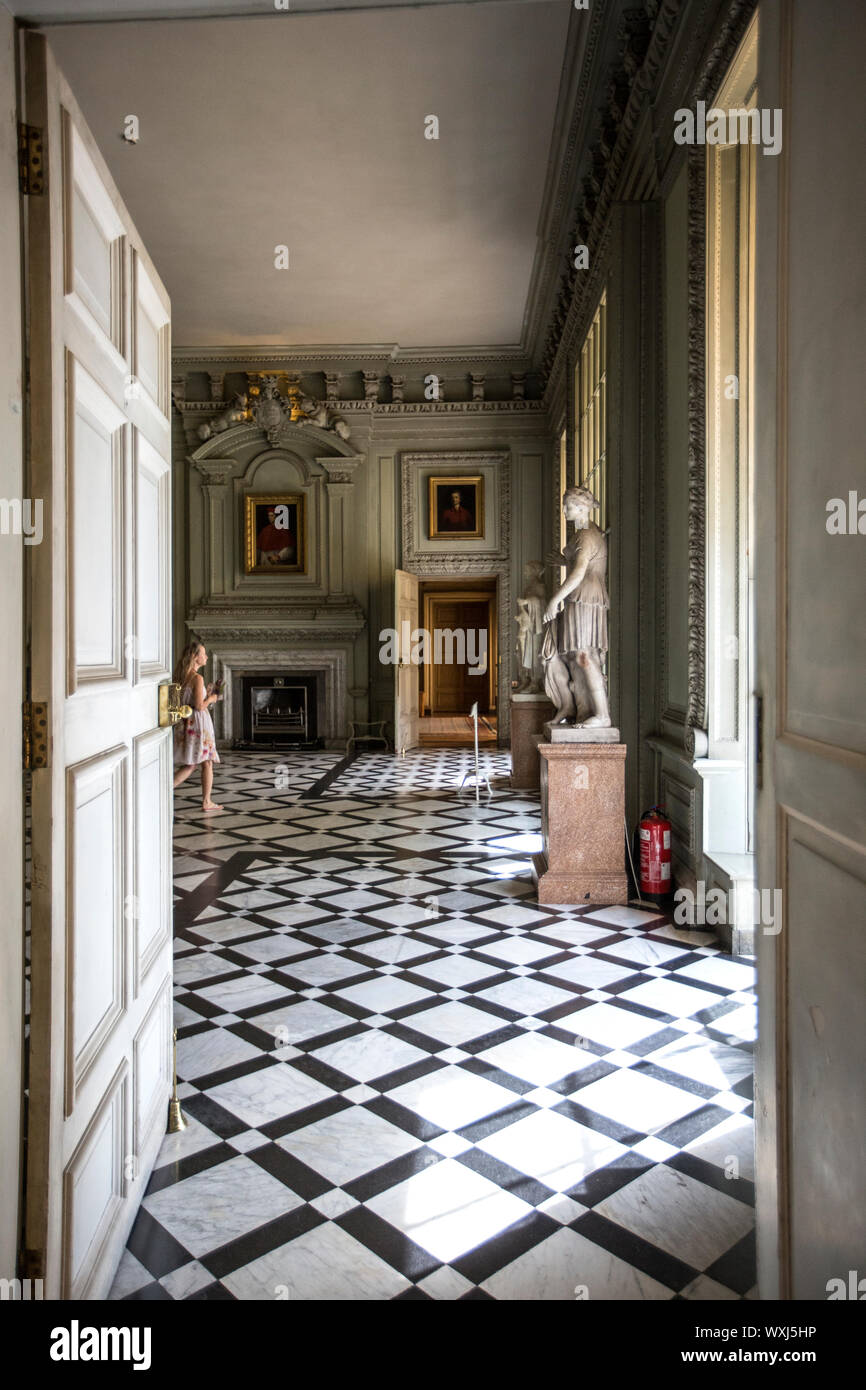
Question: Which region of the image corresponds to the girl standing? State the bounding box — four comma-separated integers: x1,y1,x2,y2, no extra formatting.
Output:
172,640,223,811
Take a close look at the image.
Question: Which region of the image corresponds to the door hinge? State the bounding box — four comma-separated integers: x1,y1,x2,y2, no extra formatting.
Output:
18,123,45,196
23,701,48,770
755,693,764,790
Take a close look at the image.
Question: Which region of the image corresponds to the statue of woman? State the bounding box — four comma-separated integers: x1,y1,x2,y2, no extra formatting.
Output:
513,560,546,691
542,486,611,727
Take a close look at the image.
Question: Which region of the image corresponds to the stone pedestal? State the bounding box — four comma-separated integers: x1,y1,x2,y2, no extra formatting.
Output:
533,742,629,905
510,694,554,788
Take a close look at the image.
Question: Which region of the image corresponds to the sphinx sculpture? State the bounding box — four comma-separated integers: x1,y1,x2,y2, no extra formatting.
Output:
197,394,249,441
514,561,546,692
297,395,351,441
542,486,611,727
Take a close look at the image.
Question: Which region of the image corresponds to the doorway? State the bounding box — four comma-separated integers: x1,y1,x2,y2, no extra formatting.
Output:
417,579,497,745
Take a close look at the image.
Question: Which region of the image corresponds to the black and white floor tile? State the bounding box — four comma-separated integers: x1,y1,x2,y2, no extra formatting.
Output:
111,748,757,1301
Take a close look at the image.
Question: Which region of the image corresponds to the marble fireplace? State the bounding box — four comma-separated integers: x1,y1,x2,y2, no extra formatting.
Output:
211,644,353,746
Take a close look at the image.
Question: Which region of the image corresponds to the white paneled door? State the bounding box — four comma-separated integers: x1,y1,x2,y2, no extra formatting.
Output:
754,1,866,1298
24,33,173,1299
394,570,419,755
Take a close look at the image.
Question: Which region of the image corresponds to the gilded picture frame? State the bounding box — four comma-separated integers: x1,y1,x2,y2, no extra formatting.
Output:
244,494,307,574
427,475,485,540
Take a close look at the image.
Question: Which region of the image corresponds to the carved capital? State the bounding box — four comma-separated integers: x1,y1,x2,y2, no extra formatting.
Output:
317,454,363,486
191,458,235,490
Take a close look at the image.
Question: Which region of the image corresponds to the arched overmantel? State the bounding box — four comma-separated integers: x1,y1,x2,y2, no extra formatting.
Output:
187,420,365,600
183,420,367,746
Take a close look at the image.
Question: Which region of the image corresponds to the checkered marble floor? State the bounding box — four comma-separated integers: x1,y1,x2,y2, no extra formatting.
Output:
111,749,757,1301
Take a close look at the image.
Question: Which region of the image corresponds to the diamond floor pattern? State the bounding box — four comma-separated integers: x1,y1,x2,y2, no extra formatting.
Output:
111,748,756,1301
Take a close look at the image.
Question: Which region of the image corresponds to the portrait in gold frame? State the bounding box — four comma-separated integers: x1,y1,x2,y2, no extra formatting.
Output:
244,494,307,574
427,475,484,540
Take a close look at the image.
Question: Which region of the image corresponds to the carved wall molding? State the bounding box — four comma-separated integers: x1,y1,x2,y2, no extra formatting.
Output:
682,0,757,756
172,344,531,367
522,0,610,363
685,142,708,750
189,417,359,463
540,0,681,389
175,396,547,417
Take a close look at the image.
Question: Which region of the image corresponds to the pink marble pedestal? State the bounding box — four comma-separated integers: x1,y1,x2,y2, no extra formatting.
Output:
510,694,554,789
532,741,629,905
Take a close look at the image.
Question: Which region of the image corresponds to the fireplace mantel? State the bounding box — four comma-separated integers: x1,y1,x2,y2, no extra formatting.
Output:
189,595,366,646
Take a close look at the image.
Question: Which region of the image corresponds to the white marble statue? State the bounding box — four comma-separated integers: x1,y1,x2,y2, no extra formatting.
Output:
542,486,611,727
514,560,546,692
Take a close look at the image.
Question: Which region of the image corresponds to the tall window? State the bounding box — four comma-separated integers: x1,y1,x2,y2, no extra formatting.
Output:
574,289,607,535
705,15,757,850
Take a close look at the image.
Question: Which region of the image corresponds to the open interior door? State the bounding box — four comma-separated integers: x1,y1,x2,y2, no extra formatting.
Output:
754,1,866,1299
23,32,174,1298
394,569,419,755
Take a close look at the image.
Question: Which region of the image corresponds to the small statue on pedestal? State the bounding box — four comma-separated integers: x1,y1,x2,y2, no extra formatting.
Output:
542,486,611,727
513,560,546,692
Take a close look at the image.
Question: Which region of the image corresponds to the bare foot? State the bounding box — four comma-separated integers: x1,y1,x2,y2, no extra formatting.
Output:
578,715,611,728
201,802,223,812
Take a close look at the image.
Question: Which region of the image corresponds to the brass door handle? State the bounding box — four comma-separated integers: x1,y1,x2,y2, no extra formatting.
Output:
158,682,192,727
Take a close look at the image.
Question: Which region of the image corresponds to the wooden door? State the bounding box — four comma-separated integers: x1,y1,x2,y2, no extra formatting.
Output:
394,569,419,754
429,598,491,714
754,0,866,1299
23,33,174,1299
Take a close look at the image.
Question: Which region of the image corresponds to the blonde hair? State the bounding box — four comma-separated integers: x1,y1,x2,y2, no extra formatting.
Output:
172,639,203,689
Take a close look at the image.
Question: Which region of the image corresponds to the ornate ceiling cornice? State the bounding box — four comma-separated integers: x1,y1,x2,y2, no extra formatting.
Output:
172,343,531,369
174,396,547,416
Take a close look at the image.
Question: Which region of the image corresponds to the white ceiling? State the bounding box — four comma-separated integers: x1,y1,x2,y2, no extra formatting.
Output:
37,2,570,349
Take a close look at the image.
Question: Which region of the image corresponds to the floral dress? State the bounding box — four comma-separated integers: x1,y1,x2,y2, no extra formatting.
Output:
173,682,220,766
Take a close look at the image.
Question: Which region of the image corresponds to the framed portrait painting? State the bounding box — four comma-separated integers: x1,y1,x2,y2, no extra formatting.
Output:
244,494,306,574
428,475,484,540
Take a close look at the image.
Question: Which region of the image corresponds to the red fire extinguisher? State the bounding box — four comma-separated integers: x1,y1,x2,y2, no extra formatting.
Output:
638,806,672,897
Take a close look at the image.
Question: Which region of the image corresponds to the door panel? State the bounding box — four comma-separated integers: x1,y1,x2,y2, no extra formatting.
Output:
754,0,866,1298
394,569,419,754
24,32,173,1298
68,358,126,685
66,747,126,1111
428,597,490,714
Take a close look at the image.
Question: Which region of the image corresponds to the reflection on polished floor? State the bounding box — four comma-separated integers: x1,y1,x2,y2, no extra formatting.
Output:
111,748,757,1301
419,714,497,745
